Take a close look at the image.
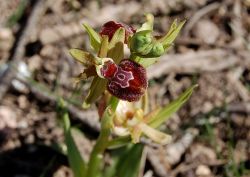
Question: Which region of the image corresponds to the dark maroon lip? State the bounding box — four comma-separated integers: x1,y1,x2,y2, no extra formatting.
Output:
101,59,147,102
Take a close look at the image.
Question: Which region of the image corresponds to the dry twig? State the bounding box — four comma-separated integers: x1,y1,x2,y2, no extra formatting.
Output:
0,0,47,100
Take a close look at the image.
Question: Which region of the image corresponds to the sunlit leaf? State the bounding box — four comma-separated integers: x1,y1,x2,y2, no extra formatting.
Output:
69,49,96,66
149,84,198,128
115,144,144,177
83,23,101,52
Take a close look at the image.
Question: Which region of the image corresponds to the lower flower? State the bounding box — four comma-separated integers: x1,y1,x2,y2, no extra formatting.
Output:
113,101,172,145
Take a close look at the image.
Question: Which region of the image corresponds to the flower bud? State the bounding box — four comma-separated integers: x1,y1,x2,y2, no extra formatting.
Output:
129,30,165,58
99,21,136,43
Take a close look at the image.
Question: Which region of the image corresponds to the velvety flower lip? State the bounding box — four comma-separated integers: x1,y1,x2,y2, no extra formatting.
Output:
99,21,136,43
100,59,148,102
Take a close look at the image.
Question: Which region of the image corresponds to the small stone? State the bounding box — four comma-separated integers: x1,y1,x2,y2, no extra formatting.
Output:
0,106,17,129
193,20,220,44
195,165,211,176
27,55,42,71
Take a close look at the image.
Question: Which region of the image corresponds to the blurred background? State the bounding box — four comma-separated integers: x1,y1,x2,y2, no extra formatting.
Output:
0,0,249,176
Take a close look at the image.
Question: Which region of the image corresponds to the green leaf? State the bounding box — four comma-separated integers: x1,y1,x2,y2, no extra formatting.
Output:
115,144,144,177
159,20,186,49
60,101,86,177
83,23,101,52
83,77,107,108
137,13,154,32
107,136,131,150
149,84,198,128
69,49,96,65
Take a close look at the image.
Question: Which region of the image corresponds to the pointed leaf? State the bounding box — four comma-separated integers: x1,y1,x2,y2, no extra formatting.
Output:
69,49,96,66
149,84,197,128
159,20,186,49
83,23,101,52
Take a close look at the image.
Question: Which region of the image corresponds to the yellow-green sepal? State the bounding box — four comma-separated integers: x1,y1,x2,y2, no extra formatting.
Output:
83,23,101,53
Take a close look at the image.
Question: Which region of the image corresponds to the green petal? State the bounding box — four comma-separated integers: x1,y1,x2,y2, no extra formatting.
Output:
108,28,125,63
83,23,101,52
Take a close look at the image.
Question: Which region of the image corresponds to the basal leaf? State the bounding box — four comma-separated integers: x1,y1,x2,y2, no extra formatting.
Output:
60,101,86,177
149,84,198,128
115,144,144,177
83,23,101,52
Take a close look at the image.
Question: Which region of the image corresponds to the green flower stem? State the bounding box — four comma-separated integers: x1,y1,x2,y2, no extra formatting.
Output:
87,97,119,177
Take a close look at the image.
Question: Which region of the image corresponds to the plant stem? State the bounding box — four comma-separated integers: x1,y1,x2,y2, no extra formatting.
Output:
87,96,119,177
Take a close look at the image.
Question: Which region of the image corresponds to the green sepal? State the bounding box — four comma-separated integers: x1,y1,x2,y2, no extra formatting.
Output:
83,23,101,52
83,77,107,108
159,19,186,49
137,13,154,32
148,84,198,128
69,49,96,66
